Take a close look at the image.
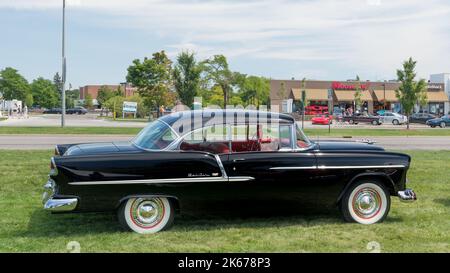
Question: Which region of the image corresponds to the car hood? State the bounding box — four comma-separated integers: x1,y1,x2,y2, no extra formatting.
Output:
314,140,384,151
64,141,142,156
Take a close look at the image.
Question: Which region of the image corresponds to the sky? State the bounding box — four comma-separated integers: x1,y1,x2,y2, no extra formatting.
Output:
0,0,449,88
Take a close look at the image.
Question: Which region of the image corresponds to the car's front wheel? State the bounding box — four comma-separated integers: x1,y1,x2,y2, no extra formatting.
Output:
440,122,446,128
392,119,399,125
340,180,390,225
118,197,174,234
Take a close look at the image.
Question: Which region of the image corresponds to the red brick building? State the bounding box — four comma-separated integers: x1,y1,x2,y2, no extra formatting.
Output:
79,85,137,100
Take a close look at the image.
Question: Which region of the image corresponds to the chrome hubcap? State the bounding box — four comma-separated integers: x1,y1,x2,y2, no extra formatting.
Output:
130,198,164,228
353,188,381,219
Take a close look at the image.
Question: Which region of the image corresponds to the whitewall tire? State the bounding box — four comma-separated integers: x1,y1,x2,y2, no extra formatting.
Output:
340,181,390,225
118,197,174,234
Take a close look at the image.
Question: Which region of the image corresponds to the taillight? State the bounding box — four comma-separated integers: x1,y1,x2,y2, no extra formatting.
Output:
54,147,60,156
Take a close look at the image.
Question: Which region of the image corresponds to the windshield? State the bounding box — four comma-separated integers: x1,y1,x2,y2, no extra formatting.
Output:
133,120,178,150
296,124,312,149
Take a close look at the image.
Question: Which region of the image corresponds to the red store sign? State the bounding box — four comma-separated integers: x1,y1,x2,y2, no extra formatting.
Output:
332,82,368,90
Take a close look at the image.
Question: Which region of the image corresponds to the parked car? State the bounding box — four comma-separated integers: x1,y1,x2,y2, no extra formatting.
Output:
379,111,408,125
66,106,88,115
376,110,387,116
343,113,382,125
43,108,62,114
43,109,416,233
311,114,333,125
409,113,436,124
426,115,450,128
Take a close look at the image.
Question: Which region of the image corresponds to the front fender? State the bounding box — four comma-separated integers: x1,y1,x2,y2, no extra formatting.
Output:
336,172,396,204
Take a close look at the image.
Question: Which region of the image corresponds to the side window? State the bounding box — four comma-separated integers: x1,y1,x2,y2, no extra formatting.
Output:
179,125,229,154
259,124,292,151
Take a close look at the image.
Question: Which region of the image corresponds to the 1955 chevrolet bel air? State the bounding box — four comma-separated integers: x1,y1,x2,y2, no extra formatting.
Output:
43,109,416,234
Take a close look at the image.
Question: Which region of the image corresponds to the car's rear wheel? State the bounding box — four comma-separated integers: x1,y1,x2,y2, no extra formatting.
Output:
392,119,399,125
371,120,378,125
118,197,174,234
440,122,446,128
348,119,354,125
340,180,390,225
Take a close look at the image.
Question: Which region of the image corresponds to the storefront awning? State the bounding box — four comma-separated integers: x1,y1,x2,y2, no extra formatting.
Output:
373,90,398,102
291,88,329,101
426,91,449,102
334,90,373,102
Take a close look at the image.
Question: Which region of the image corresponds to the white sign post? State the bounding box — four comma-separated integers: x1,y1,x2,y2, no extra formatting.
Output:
122,101,138,119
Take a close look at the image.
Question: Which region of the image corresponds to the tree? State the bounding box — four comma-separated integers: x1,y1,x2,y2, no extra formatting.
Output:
97,85,115,107
239,76,270,107
126,50,174,117
354,75,363,112
0,67,30,102
277,82,287,102
30,77,59,108
201,55,234,107
103,94,149,118
53,73,63,93
395,57,427,129
173,51,201,107
64,88,79,108
84,93,93,108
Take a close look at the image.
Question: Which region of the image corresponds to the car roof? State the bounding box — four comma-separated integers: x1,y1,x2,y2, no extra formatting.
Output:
160,109,295,135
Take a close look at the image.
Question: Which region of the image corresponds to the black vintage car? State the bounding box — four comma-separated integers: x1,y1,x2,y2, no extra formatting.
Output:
43,108,62,114
43,110,416,233
66,106,88,115
409,113,436,124
342,113,382,125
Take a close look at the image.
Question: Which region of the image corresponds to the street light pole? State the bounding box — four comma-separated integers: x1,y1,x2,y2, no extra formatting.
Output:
61,0,66,127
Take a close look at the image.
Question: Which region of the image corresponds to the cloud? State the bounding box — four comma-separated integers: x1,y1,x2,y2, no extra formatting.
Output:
1,0,449,79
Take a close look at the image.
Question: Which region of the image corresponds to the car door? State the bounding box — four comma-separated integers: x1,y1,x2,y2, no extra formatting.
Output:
221,123,318,206
386,113,395,123
445,116,450,125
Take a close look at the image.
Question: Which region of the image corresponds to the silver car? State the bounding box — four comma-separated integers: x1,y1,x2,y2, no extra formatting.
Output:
379,112,408,125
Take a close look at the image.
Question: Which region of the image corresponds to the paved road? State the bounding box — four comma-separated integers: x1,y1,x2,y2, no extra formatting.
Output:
0,135,448,150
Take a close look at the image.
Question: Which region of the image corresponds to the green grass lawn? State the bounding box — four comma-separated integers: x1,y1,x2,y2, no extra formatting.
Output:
0,126,449,137
0,150,449,253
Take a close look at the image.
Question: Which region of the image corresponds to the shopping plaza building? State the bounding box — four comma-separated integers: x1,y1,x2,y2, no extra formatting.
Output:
270,77,449,116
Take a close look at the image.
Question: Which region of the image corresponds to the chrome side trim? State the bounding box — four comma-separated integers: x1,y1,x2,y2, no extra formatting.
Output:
69,177,228,185
271,165,406,170
68,176,255,186
214,154,228,179
270,166,317,170
44,198,78,212
229,176,255,182
318,165,406,170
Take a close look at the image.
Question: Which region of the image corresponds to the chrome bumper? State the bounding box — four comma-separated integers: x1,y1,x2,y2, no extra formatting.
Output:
44,198,78,212
42,178,78,212
398,189,417,202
